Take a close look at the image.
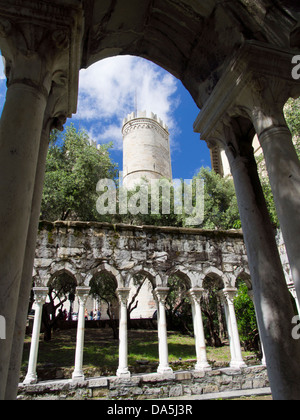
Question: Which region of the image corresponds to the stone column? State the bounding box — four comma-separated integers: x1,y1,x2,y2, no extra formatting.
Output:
5,96,67,399
154,287,173,374
116,288,131,378
72,287,90,381
23,287,48,385
0,1,82,399
194,44,300,399
220,121,300,398
223,288,246,369
247,290,266,366
0,56,50,400
188,288,211,371
248,93,300,309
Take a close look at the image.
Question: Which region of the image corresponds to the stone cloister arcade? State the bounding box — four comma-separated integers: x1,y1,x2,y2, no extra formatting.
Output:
26,221,255,384
0,0,300,400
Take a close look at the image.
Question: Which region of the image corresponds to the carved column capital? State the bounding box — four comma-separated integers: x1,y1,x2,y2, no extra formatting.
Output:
0,0,83,118
188,288,204,305
33,287,48,305
116,288,131,306
154,287,170,305
194,41,300,140
222,287,238,305
76,286,90,306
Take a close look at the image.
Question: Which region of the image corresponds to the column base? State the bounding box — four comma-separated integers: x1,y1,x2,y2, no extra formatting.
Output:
23,373,37,385
195,362,211,372
72,371,85,382
157,365,173,375
116,368,131,379
230,360,247,369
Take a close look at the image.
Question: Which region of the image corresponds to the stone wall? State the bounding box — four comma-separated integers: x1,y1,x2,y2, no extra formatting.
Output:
33,221,249,290
18,366,269,400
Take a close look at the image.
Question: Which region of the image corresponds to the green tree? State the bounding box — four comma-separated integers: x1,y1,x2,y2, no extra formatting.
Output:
195,168,241,230
234,281,259,352
285,97,300,158
41,124,118,221
42,273,77,341
89,272,119,339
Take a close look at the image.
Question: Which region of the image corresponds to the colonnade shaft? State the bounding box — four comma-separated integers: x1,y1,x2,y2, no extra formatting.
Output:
226,127,300,399
222,289,246,369
72,287,91,381
23,288,48,385
24,284,249,385
0,2,82,399
117,288,131,378
194,43,300,399
188,288,211,371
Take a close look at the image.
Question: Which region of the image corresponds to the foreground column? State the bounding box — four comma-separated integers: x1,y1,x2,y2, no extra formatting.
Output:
223,288,246,369
154,287,173,374
250,107,300,308
194,44,300,398
188,288,211,371
72,287,90,381
116,288,131,378
23,288,48,385
221,124,300,399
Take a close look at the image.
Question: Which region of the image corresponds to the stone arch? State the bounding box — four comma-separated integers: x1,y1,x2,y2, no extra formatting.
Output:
124,265,162,289
48,262,82,286
202,267,228,289
85,263,123,288
234,268,252,291
83,1,294,108
166,266,201,289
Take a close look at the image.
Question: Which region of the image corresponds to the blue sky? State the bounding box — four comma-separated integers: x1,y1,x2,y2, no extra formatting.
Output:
0,55,211,180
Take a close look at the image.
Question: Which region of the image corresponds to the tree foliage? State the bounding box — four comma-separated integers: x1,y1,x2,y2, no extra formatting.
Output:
234,281,259,352
41,124,118,221
89,272,119,339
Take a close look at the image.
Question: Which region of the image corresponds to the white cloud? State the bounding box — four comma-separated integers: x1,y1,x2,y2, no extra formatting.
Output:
76,56,180,150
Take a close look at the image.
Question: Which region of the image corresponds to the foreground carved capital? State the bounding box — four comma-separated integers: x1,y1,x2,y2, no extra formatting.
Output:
0,0,83,119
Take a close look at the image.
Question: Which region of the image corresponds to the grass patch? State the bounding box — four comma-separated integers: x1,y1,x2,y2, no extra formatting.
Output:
21,328,259,381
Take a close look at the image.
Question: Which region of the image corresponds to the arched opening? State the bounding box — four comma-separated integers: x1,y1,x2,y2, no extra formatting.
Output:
166,271,192,333
202,273,225,348
89,270,119,339
43,271,77,342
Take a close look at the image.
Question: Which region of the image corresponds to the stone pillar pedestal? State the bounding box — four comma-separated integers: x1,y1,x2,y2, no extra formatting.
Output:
154,287,173,374
188,288,211,371
116,288,131,378
72,287,90,382
222,288,246,369
23,287,48,385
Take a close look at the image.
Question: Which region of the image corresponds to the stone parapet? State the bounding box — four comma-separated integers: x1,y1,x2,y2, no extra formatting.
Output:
18,366,269,400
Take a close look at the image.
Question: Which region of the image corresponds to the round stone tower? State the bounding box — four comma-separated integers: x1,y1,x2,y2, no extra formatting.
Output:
122,111,172,188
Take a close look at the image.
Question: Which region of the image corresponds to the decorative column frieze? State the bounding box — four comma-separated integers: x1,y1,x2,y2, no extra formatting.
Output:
188,288,211,371
23,287,48,385
72,286,90,382
154,287,173,375
116,287,131,378
222,288,246,369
